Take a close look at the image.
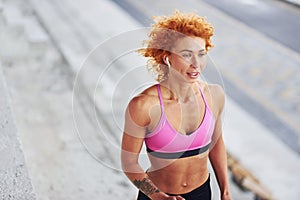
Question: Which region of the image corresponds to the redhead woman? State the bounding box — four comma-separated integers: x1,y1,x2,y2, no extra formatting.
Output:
121,11,232,200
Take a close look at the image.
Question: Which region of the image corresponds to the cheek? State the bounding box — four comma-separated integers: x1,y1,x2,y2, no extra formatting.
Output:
177,63,190,73
176,58,191,70
200,57,207,67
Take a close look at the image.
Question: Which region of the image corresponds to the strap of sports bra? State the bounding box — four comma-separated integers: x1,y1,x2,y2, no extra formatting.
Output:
197,82,209,107
157,85,164,112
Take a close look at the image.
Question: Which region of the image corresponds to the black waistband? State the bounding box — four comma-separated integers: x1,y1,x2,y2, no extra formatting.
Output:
146,143,210,159
167,174,211,196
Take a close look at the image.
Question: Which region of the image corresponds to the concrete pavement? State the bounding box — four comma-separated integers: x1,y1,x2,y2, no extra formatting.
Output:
281,0,300,7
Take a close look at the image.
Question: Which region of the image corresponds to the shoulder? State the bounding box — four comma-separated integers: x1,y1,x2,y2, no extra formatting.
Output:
128,84,159,110
204,83,225,115
126,84,159,127
208,84,225,102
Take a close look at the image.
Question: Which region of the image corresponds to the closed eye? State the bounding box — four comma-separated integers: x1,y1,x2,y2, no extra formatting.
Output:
182,52,192,58
198,52,207,57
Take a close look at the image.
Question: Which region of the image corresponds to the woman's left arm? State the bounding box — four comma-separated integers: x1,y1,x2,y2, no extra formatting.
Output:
209,135,231,200
209,85,232,200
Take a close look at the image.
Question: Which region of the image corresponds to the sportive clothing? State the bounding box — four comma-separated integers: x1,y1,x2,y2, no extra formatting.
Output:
145,84,215,159
136,174,211,200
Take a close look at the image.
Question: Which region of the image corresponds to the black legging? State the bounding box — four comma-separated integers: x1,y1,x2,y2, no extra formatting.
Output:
137,175,211,200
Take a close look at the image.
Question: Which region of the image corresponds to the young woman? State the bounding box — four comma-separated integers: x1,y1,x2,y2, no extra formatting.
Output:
121,11,232,200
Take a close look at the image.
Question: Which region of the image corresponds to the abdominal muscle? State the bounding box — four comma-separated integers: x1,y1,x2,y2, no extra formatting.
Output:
146,151,210,195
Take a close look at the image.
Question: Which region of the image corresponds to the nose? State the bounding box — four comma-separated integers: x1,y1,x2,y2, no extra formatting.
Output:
190,55,200,69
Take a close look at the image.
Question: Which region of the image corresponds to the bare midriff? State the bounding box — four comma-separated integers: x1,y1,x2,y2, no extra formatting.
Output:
146,152,209,195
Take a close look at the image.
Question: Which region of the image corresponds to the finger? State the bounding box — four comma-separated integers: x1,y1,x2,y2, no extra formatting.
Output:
176,196,185,200
165,197,175,200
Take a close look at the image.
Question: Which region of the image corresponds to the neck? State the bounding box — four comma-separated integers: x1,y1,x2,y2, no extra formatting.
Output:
160,79,197,103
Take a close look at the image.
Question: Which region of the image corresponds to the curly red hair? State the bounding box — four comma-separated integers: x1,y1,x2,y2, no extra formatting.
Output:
138,10,214,82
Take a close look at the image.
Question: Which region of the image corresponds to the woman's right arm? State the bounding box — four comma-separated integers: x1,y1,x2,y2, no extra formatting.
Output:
121,132,164,199
121,96,183,200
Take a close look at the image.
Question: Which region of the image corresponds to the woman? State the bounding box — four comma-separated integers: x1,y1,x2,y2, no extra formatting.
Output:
121,11,232,200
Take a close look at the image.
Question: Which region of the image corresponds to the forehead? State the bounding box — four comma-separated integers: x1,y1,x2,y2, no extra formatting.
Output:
172,36,206,51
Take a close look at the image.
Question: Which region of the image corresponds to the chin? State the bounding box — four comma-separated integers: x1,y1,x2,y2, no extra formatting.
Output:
184,78,199,84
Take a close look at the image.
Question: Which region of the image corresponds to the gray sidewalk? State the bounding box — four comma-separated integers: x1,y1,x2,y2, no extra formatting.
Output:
1,0,299,199
281,0,300,7
29,0,300,198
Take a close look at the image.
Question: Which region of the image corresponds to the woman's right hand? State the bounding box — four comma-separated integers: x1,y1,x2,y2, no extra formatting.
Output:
173,195,185,200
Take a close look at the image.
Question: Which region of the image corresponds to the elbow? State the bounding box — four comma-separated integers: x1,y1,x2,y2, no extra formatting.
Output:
121,161,141,175
121,152,139,174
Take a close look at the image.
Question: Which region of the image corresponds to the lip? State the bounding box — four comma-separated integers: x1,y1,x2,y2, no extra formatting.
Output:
187,72,200,79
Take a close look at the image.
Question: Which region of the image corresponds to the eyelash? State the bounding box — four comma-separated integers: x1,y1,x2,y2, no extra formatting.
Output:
182,53,192,58
182,53,206,58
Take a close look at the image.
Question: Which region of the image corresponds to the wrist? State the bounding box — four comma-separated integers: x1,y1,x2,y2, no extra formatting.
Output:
221,190,231,200
219,183,230,196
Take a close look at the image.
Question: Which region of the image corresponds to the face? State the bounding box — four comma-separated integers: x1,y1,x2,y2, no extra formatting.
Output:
168,36,207,83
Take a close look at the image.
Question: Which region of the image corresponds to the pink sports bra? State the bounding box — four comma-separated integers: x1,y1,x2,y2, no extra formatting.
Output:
145,84,216,159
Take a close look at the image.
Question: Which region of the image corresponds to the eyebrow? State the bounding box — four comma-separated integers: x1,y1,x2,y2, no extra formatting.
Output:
179,49,206,53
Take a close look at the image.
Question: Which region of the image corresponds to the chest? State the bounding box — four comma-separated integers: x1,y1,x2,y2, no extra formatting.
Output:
149,93,210,135
164,99,205,135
